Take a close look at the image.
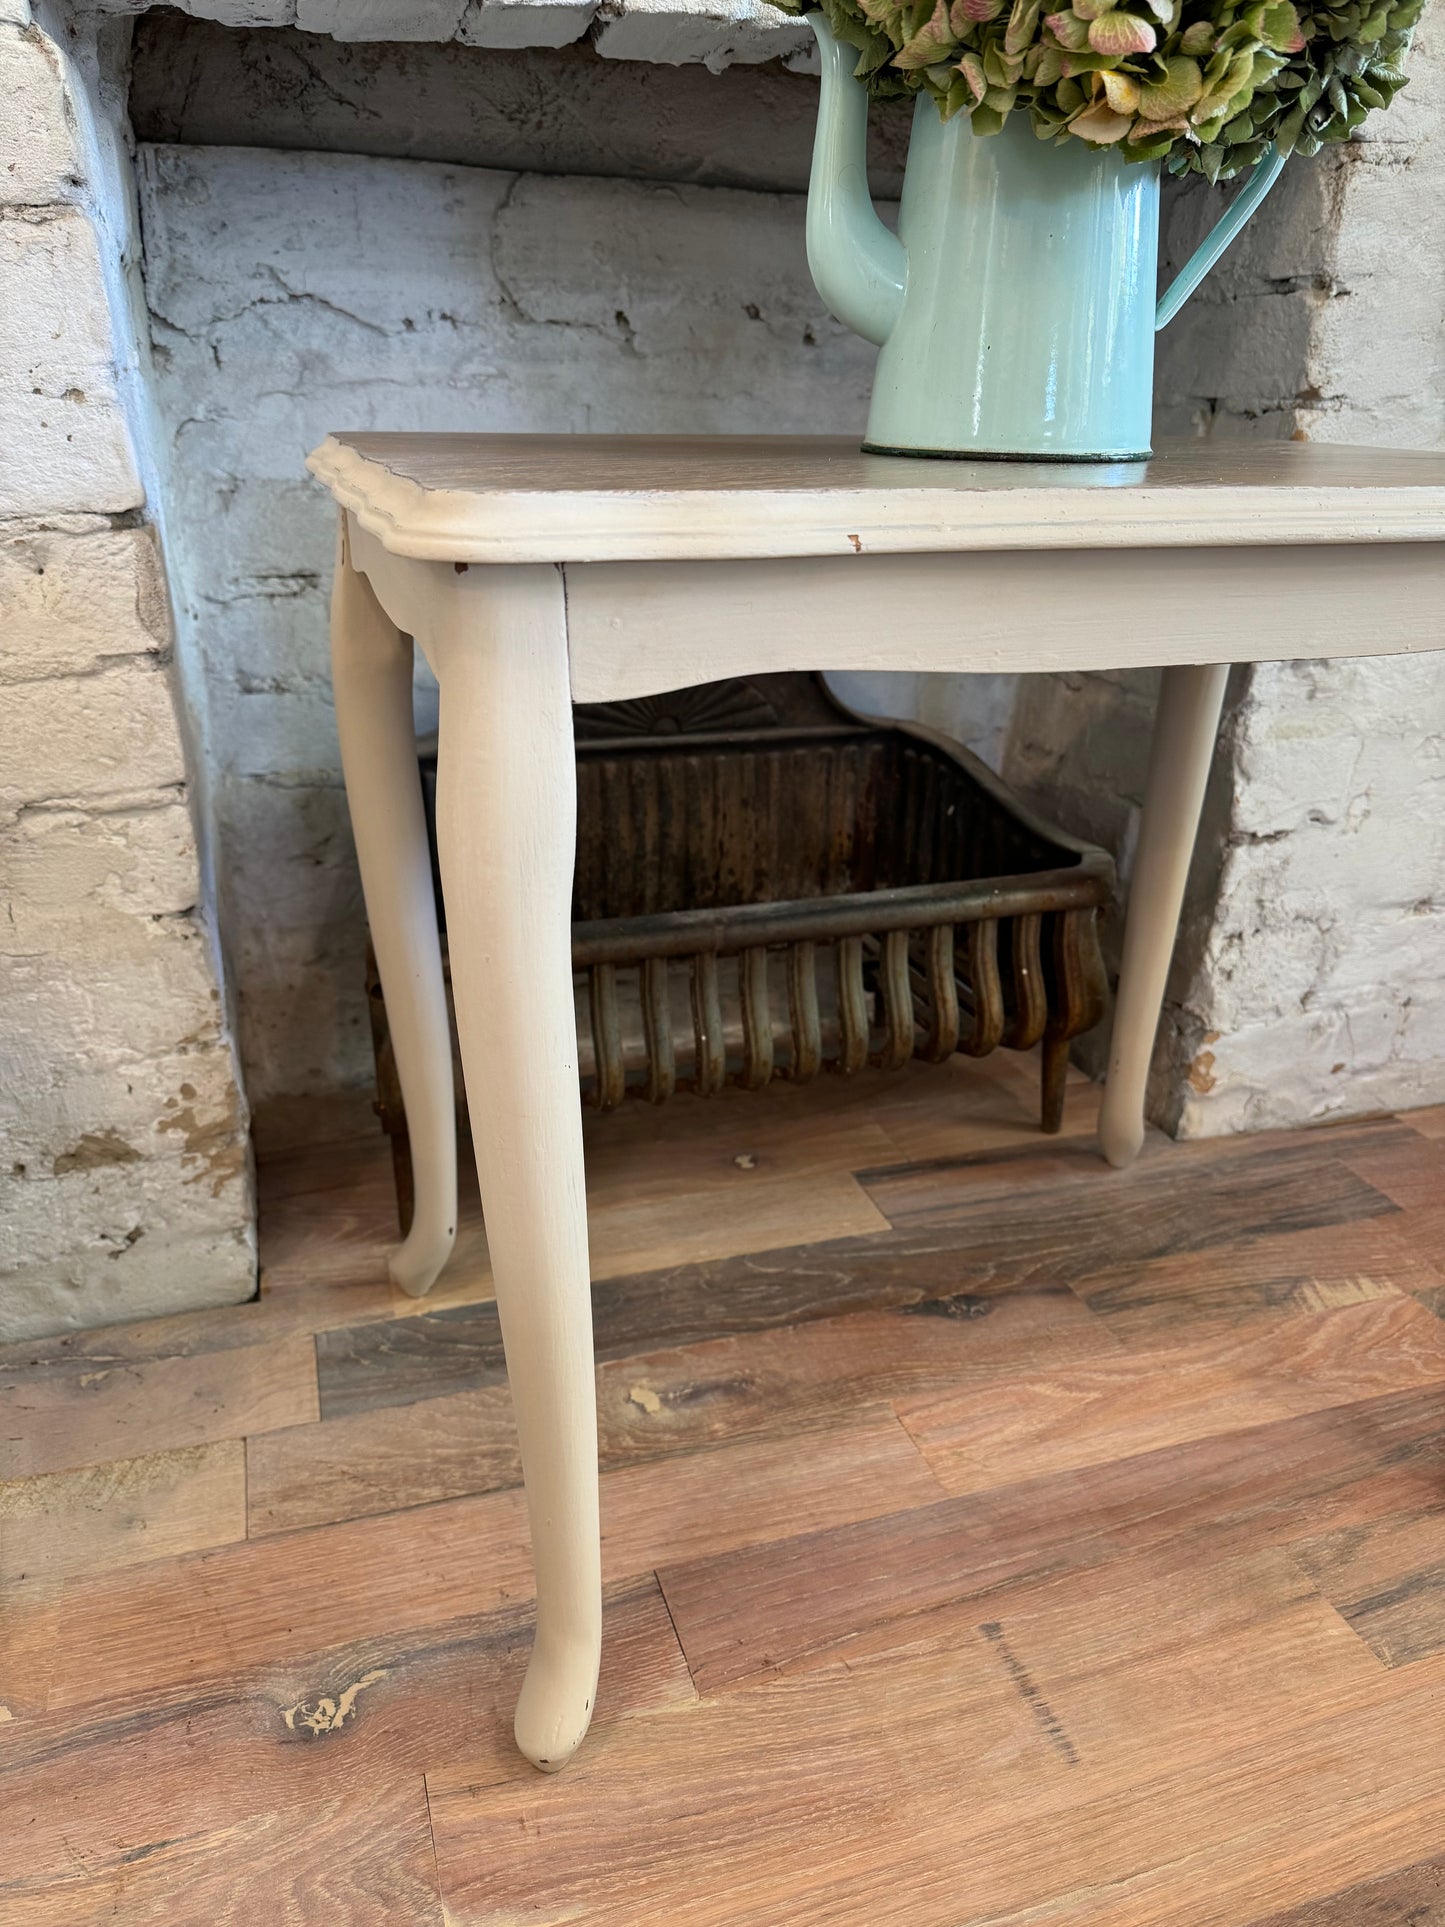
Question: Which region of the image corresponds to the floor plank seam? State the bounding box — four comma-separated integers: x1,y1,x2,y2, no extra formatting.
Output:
20,1080,1445,1923
652,1568,705,1702
246,1393,929,1543
883,1402,954,1494
1277,1546,1395,1671
422,1770,447,1922
889,1396,934,1468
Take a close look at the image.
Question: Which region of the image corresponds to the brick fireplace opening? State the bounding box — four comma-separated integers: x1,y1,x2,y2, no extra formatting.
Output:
4,0,1443,1339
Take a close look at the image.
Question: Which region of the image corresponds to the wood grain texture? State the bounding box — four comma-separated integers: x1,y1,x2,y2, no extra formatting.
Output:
0,1272,394,1377
24,1410,937,1719
405,1165,891,1319
580,1078,901,1205
865,1049,1100,1164
1340,1126,1445,1223
428,1551,1438,1927
0,1780,445,1927
0,1578,688,1921
261,1157,490,1300
0,1440,245,1585
380,1080,898,1319
589,1167,891,1286
249,1383,519,1534
1070,1218,1436,1347
0,1335,318,1480
1290,1507,1445,1669
895,1297,1445,1496
593,1291,1119,1466
1241,1853,1445,1925
15,1072,1445,1923
659,1381,1445,1694
317,1299,505,1419
309,433,1445,565
1346,1129,1445,1316
254,1288,1116,1535
318,1198,1056,1421
247,1054,1083,1339
858,1123,1407,1291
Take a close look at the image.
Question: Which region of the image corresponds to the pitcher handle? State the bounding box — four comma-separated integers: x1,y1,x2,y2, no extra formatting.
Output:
1156,146,1286,331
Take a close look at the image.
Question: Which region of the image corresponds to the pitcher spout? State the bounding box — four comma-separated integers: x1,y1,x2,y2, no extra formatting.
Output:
806,11,906,348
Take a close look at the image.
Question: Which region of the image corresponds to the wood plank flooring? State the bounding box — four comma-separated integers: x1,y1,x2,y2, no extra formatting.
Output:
5,1048,1445,1924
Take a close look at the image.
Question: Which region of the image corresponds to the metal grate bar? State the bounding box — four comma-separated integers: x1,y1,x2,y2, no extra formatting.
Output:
788,939,823,1083
590,962,626,1110
837,935,869,1075
922,924,960,1062
569,864,1108,966
641,955,675,1104
691,950,726,1096
961,920,1005,1057
739,945,774,1090
875,927,914,1071
1005,911,1048,1051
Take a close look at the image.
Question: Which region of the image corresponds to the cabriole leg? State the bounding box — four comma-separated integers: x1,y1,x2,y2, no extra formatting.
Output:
330,517,457,1297
1098,661,1230,1171
427,561,600,1773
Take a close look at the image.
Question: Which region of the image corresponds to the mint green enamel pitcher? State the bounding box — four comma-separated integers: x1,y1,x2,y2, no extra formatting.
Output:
807,10,1286,460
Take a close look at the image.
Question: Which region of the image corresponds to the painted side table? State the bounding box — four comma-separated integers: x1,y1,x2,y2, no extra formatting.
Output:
307,433,1445,1772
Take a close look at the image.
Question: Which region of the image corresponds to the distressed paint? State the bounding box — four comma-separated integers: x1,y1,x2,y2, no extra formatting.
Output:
3,0,1441,1349
0,4,253,1339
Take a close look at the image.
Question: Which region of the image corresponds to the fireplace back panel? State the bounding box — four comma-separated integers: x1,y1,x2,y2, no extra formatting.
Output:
367,675,1113,1229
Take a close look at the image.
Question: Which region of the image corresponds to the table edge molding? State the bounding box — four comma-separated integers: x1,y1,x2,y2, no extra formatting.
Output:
307,436,1445,564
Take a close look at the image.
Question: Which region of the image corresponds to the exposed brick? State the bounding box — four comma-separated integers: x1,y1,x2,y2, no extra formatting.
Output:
0,205,142,516
0,522,169,683
457,0,596,47
592,0,810,68
0,657,187,813
0,20,85,204
0,7,250,1337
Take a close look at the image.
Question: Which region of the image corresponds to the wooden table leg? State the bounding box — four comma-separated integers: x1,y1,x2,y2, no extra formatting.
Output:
425,560,601,1773
1098,661,1230,1171
330,518,457,1297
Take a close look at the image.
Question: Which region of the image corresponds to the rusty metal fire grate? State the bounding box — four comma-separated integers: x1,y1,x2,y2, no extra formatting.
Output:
367,674,1113,1229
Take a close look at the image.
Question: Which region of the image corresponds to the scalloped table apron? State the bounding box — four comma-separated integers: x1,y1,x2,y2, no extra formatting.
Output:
307,432,1445,1773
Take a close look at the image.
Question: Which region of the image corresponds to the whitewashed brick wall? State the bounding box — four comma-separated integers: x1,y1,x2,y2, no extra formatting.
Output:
1166,22,1445,1135
4,0,1441,1340
1,3,253,1339
972,19,1445,1136
136,131,881,1099
85,0,814,62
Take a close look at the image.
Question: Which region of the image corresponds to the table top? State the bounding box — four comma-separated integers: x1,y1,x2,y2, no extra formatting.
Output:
307,433,1445,565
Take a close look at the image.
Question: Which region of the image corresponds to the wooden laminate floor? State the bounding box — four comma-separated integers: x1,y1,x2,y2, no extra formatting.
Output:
5,1051,1445,1924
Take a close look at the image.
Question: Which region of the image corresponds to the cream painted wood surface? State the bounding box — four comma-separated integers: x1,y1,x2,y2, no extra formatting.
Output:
1098,664,1231,1170
561,545,1445,701
424,559,602,1773
307,433,1445,564
333,532,603,1771
313,431,1445,1775
330,527,457,1300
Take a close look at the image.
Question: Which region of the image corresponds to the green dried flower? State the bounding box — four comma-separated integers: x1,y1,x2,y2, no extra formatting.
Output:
776,0,1422,177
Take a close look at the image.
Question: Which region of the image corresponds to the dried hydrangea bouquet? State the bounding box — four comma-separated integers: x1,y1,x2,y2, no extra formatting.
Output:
786,0,1420,179
771,0,1421,458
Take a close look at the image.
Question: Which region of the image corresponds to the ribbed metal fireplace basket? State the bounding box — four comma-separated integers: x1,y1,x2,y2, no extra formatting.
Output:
367,674,1113,1230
